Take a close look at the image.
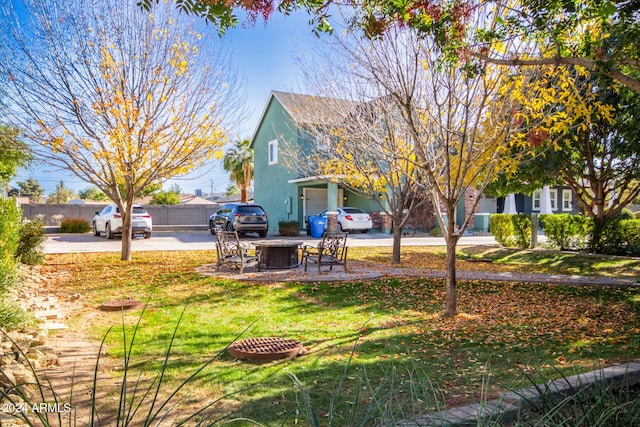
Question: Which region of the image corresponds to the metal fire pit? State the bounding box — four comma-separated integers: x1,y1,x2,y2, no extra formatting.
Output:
99,299,143,312
228,337,304,362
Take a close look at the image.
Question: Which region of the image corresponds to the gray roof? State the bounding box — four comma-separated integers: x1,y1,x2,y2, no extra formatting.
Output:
271,91,356,126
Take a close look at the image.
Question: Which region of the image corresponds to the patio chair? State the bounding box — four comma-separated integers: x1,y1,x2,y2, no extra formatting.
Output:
214,229,259,274
301,231,349,273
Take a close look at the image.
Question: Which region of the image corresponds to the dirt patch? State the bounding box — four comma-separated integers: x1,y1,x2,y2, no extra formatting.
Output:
36,331,120,425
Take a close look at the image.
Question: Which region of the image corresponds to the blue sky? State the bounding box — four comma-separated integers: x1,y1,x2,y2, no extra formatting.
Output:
13,9,323,196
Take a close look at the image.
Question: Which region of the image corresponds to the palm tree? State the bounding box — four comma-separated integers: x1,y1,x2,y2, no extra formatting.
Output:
222,138,253,202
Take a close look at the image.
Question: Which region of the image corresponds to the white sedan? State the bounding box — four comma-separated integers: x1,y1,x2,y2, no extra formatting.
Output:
92,204,152,239
311,207,373,233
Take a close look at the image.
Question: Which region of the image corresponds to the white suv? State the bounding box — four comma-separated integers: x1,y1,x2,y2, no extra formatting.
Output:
92,204,152,239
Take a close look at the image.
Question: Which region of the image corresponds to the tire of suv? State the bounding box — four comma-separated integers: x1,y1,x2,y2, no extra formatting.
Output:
209,220,216,235
144,232,151,239
225,222,234,232
93,223,100,237
258,230,267,238
105,223,115,240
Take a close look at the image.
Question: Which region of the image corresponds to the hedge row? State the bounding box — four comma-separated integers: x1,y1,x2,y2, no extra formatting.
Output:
490,212,640,255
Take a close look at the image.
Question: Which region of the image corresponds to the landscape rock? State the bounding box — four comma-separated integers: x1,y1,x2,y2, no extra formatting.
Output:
0,266,64,394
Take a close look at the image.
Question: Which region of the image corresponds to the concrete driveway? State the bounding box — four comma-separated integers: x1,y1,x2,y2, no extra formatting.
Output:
43,231,500,254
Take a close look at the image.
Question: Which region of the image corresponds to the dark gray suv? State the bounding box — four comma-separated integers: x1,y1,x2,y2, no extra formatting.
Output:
209,203,268,237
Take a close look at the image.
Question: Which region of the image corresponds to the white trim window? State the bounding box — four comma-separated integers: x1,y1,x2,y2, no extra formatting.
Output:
268,139,278,165
562,189,572,211
532,190,541,211
549,189,558,211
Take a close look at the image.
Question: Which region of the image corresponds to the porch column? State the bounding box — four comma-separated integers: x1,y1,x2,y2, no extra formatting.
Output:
327,182,339,232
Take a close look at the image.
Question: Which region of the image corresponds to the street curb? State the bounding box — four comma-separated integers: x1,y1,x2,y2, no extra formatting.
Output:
398,359,640,426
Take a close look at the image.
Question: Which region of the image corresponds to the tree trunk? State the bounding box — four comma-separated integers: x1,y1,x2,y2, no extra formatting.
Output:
443,206,459,316
444,234,459,316
392,224,402,264
120,201,133,261
590,215,606,253
240,186,248,203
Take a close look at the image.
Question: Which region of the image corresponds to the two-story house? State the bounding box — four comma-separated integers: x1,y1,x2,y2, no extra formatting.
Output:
250,91,401,233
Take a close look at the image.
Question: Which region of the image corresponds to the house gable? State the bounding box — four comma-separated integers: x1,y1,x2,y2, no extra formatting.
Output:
250,93,303,231
250,91,404,233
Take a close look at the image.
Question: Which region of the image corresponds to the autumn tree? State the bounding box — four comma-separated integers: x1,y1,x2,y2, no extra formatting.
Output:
289,32,428,264
0,0,243,260
332,24,529,316
407,38,529,316
501,66,640,251
298,23,530,315
222,138,254,203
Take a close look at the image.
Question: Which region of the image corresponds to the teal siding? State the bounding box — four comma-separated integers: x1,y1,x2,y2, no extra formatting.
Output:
251,97,301,231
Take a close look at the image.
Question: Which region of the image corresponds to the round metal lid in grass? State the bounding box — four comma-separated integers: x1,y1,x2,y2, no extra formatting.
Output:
99,299,143,312
228,337,304,362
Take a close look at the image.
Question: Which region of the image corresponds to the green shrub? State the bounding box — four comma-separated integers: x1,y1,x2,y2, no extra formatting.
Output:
541,214,593,250
279,220,301,236
0,197,21,293
600,219,640,256
16,219,45,265
0,300,36,330
0,257,18,294
616,208,635,220
60,217,91,233
0,197,21,259
490,214,531,248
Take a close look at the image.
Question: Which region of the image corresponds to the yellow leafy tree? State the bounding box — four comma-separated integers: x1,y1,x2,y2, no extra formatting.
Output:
0,0,243,260
309,22,533,316
505,64,640,251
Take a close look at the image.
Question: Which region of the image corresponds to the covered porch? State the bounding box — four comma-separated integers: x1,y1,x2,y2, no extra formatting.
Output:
289,176,383,231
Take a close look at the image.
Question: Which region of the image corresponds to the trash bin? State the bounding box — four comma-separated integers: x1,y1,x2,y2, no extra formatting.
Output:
308,216,327,238
474,213,490,232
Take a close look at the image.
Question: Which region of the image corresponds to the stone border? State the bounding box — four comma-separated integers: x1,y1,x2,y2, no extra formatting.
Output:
398,359,640,426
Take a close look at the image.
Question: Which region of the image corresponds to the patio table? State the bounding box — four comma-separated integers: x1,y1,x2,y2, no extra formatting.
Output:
252,240,302,269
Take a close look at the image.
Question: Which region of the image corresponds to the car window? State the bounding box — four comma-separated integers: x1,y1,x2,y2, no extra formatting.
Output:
343,208,365,214
132,207,147,214
100,206,110,215
319,210,328,217
237,206,265,215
